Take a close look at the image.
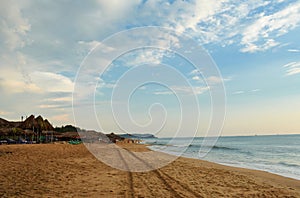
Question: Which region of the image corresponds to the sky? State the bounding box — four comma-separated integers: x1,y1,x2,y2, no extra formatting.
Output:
0,0,300,137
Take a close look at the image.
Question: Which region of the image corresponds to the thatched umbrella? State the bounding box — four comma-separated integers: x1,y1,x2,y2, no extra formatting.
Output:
43,119,54,131
0,118,11,128
21,115,39,130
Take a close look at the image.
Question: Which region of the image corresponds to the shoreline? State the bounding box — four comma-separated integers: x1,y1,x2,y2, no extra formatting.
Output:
145,135,300,182
147,145,300,182
1,143,300,197
138,143,300,192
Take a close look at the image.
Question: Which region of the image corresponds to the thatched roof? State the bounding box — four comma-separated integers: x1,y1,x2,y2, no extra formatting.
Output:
0,115,55,137
44,119,54,131
21,115,38,129
20,115,54,131
0,118,10,127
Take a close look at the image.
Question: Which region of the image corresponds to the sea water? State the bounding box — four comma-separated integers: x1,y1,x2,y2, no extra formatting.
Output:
143,134,300,180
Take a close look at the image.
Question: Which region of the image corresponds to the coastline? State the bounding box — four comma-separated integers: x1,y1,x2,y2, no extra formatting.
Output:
146,134,300,181
148,144,300,182
1,143,299,197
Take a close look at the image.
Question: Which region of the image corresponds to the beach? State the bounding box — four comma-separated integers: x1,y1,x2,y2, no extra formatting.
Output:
0,143,300,197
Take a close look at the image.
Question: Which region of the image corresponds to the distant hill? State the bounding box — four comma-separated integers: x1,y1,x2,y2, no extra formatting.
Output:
119,133,157,139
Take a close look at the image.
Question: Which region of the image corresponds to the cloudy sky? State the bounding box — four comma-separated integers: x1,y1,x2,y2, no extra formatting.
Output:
0,0,300,137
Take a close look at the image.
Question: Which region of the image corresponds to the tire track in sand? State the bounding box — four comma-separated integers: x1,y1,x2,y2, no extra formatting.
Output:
123,148,203,198
115,148,135,198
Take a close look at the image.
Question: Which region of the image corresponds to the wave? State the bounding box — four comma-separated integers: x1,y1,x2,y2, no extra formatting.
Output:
213,145,239,151
150,142,190,147
278,161,300,168
149,142,252,155
150,141,239,151
151,142,168,146
188,144,239,151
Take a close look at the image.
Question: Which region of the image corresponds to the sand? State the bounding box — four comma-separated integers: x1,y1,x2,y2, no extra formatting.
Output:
0,143,299,198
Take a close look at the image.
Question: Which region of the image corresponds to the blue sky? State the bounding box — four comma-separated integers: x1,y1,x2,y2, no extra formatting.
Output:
0,0,300,137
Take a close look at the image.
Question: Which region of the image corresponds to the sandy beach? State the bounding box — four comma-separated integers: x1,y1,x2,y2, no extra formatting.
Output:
0,143,299,198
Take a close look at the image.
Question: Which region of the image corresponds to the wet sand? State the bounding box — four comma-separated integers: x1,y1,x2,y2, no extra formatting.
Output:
0,143,299,197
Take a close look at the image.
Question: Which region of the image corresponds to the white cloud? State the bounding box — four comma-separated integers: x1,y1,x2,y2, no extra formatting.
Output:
206,76,231,84
132,50,164,66
192,75,231,85
78,40,115,53
53,97,72,102
119,49,166,67
288,49,300,53
154,85,209,96
37,95,72,112
0,69,74,94
284,61,300,76
138,86,146,90
233,89,261,95
190,69,201,75
192,86,210,95
241,2,300,52
250,89,261,92
95,0,141,23
154,91,173,95
49,114,72,125
192,76,201,81
283,62,300,68
30,72,74,93
98,83,116,89
286,68,300,76
0,68,41,93
241,38,280,53
38,104,61,109
233,91,245,95
0,1,31,51
172,0,226,33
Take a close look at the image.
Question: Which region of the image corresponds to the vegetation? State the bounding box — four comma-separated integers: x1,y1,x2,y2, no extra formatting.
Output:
54,125,77,133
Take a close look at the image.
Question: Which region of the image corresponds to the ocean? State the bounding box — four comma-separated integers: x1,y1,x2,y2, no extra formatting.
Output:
143,134,300,180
